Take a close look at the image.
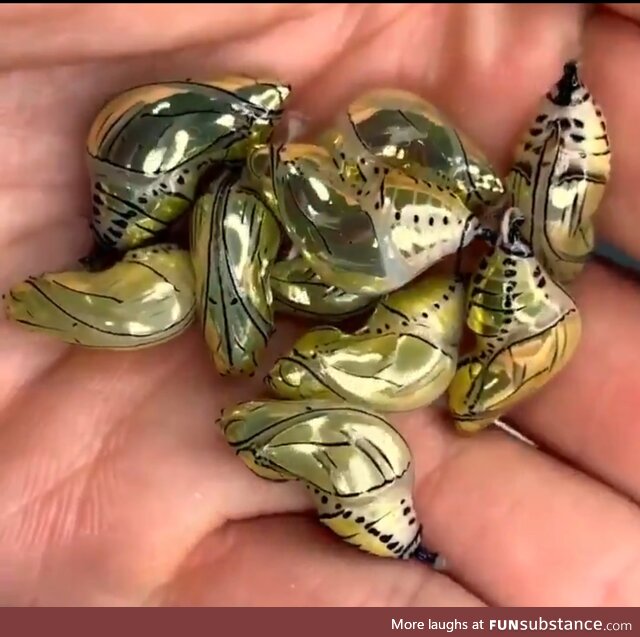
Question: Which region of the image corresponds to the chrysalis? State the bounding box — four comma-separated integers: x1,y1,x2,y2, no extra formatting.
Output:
87,77,290,251
507,60,611,284
4,244,195,349
272,143,481,295
448,209,582,432
320,89,504,213
218,399,437,562
271,256,378,322
245,143,279,213
190,170,281,375
267,274,465,411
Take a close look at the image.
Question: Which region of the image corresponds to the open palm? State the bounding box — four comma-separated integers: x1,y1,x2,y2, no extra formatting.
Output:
1,3,639,606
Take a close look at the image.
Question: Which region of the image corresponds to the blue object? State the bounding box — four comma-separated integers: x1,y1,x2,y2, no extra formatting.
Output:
596,243,640,273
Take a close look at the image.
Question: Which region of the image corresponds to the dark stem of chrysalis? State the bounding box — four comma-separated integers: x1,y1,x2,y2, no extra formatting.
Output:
499,208,533,258
476,226,499,245
413,544,439,566
549,59,581,107
78,245,120,272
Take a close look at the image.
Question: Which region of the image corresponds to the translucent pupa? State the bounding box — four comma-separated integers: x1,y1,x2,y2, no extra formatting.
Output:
87,77,290,252
448,209,582,432
4,244,195,349
272,143,482,295
271,255,378,322
266,274,465,411
245,143,279,213
320,89,504,214
218,399,438,563
190,170,281,376
507,60,611,284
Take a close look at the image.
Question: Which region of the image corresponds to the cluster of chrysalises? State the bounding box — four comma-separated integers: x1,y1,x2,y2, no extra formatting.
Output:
2,60,609,565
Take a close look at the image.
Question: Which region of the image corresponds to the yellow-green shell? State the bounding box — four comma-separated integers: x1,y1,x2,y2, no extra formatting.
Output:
87,77,290,251
273,143,480,295
271,256,377,322
190,170,281,375
448,211,582,432
267,274,465,411
245,144,279,213
4,244,195,349
507,61,611,284
320,88,504,213
218,399,426,560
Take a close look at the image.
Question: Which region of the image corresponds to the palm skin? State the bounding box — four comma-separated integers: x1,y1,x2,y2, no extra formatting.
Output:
1,3,640,606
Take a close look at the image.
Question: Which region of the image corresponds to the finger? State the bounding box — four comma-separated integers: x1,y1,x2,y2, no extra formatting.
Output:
0,4,320,71
154,515,482,607
604,4,640,21
201,408,640,606
281,3,584,160
401,413,640,606
583,9,640,258
511,261,640,502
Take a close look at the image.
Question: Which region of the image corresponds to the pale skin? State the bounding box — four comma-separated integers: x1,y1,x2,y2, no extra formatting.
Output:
0,3,639,606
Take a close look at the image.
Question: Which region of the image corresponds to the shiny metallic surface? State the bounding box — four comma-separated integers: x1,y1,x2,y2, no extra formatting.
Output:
4,244,195,348
273,143,481,295
507,61,611,284
190,170,281,376
320,88,504,213
448,210,582,432
267,274,465,411
218,399,427,559
244,143,279,212
271,255,377,322
87,77,290,251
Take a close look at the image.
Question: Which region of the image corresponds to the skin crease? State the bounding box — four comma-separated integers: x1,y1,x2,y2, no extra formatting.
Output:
0,3,640,607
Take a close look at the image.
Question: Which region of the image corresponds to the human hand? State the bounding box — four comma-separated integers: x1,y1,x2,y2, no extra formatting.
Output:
0,3,639,606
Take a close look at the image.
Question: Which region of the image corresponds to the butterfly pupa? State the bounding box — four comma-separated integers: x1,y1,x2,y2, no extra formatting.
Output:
190,170,282,376
266,274,465,411
506,60,611,284
448,209,582,433
87,77,290,252
271,255,378,322
245,144,279,213
319,88,505,214
273,143,482,295
4,244,195,349
235,152,379,326
218,399,438,563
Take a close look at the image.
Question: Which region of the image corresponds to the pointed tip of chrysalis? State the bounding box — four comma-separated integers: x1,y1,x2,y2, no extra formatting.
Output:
413,544,443,568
